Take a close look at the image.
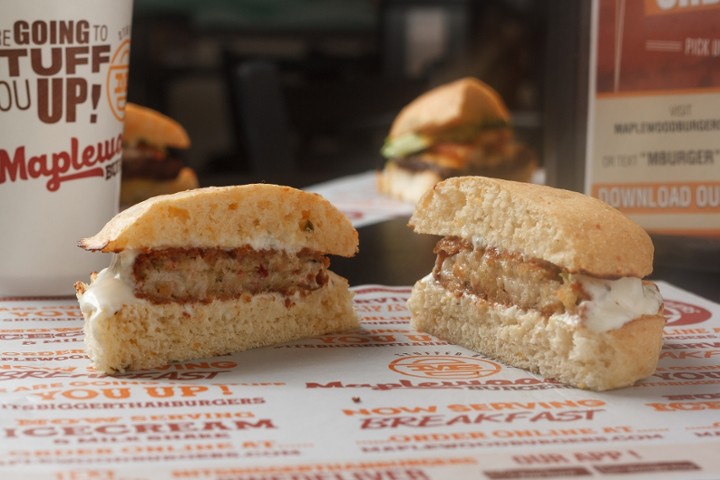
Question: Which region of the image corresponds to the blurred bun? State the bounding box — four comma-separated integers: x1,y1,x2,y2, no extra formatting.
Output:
123,103,191,149
389,77,510,139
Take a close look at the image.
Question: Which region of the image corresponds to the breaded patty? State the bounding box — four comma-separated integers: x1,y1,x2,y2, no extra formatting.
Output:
433,237,587,316
133,247,329,303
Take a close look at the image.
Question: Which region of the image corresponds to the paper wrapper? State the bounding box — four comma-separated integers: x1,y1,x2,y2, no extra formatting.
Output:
0,281,719,479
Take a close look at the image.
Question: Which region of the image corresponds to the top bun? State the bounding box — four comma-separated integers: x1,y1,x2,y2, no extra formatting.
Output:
123,103,191,149
389,77,510,139
409,176,654,278
80,184,358,257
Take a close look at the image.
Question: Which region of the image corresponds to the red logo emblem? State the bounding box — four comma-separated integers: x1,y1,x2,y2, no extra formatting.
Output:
664,300,712,327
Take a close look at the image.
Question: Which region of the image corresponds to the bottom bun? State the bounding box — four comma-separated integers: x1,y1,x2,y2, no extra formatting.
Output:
407,276,665,391
377,157,536,204
120,167,199,207
78,272,358,374
376,163,442,204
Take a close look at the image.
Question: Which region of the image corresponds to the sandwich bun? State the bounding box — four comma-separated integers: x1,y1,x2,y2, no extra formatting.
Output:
76,272,355,374
407,176,665,391
410,176,654,277
409,278,665,391
80,184,358,255
76,184,359,373
123,103,191,149
388,77,510,139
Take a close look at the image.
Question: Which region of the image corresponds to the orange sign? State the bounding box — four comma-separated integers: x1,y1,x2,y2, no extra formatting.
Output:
644,0,720,16
587,0,720,235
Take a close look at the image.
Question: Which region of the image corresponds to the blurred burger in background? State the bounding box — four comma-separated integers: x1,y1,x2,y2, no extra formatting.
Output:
121,103,198,206
377,77,537,203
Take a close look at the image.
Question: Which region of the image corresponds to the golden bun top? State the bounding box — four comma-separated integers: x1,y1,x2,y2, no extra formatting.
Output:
389,77,511,139
409,176,655,278
123,103,191,149
80,184,358,257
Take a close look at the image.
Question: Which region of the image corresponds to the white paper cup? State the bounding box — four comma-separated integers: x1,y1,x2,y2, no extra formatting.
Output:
0,0,133,296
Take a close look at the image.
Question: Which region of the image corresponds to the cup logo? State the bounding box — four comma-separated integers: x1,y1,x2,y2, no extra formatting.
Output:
664,300,712,327
107,38,130,122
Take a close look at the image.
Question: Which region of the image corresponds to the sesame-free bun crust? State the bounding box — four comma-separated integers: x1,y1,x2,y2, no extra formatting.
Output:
389,77,510,139
80,184,358,257
77,272,357,374
376,146,537,204
123,103,191,149
408,276,665,391
376,163,443,204
410,176,654,277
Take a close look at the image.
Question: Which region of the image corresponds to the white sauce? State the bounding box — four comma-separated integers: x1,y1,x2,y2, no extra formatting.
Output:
77,251,142,322
570,274,663,332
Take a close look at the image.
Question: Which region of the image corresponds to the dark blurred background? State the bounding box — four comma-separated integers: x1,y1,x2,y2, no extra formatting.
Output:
127,0,553,187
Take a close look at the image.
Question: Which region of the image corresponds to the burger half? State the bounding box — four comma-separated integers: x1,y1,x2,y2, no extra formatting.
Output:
75,184,359,373
407,176,665,391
